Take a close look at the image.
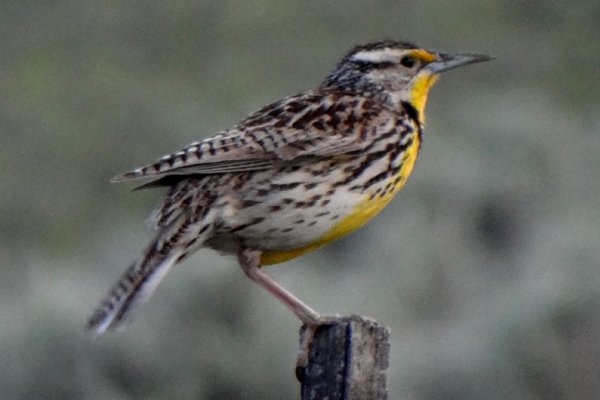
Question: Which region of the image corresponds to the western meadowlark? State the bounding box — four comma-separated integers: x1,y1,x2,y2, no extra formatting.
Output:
88,40,491,339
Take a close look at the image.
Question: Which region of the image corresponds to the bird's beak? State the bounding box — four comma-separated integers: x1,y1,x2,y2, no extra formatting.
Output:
425,52,494,73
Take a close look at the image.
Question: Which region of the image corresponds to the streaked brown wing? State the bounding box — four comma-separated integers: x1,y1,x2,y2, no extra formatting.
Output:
112,91,397,183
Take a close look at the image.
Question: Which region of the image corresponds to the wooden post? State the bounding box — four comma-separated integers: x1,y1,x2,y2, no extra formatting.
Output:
297,315,390,400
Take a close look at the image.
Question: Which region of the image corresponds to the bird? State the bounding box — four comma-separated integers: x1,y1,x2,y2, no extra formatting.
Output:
87,40,491,340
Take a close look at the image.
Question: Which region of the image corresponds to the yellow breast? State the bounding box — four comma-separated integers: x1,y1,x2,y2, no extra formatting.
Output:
261,133,421,265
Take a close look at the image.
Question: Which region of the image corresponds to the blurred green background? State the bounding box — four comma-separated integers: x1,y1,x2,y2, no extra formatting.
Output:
1,1,599,399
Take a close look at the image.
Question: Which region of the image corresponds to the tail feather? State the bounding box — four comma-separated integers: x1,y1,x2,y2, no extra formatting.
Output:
88,197,217,336
86,245,182,336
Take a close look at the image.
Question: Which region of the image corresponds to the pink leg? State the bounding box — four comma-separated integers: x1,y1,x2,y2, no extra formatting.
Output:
237,248,322,325
238,248,338,367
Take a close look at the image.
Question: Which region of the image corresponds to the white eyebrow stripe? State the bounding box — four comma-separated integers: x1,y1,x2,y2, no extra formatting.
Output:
350,48,401,64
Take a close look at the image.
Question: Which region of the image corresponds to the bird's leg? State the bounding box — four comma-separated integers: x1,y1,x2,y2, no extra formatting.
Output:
237,248,322,324
237,248,337,369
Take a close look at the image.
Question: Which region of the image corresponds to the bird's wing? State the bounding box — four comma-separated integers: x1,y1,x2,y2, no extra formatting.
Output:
112,91,404,182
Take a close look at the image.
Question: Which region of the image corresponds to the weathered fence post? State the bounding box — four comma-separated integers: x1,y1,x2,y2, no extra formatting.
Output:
297,315,390,400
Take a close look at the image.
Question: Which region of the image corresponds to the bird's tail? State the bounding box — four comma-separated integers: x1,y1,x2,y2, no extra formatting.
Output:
88,184,219,336
86,240,184,336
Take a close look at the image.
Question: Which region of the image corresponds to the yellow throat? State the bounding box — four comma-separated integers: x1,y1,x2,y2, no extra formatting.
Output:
408,72,440,122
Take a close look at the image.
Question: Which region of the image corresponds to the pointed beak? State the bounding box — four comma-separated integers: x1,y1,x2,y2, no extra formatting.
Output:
425,52,494,73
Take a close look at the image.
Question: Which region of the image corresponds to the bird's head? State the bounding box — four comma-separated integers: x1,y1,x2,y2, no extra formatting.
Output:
321,40,492,121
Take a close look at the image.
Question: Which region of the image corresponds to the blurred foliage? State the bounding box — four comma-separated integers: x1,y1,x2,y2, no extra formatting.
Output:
1,1,599,399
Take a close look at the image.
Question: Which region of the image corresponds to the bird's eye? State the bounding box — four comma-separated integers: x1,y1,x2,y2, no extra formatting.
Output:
400,56,416,68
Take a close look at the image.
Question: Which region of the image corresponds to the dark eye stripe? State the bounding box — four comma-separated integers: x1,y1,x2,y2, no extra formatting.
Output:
353,60,395,69
377,61,395,68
